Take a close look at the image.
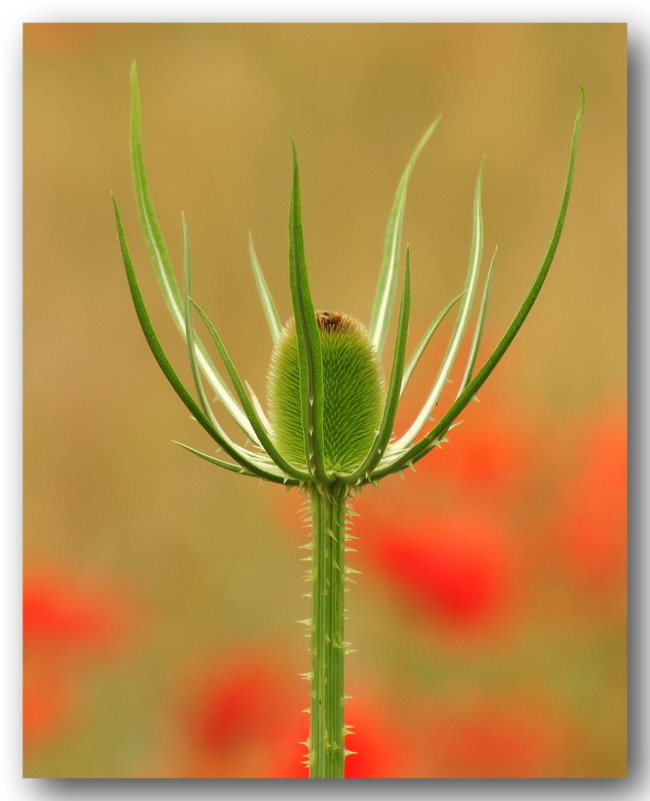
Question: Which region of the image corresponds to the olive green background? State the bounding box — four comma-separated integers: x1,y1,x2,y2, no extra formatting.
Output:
24,23,626,777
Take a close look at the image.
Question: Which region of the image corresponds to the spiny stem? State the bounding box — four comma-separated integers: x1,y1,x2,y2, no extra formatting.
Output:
307,484,349,778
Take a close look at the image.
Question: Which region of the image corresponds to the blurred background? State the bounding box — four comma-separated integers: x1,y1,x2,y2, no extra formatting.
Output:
23,23,626,778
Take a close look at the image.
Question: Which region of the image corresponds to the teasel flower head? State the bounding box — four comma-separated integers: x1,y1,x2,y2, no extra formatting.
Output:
113,66,583,496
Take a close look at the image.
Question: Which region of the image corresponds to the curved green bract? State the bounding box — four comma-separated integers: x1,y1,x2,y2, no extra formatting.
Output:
369,116,441,355
268,313,384,475
248,232,283,343
341,254,411,485
129,63,257,443
400,290,466,395
394,161,484,450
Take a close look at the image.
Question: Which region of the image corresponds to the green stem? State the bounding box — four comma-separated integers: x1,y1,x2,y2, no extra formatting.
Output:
308,484,349,778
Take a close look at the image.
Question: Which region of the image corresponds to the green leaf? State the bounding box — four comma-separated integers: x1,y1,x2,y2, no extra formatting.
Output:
457,245,496,395
113,194,285,483
369,116,441,355
289,142,327,484
129,62,256,442
400,290,466,395
343,251,411,484
191,298,310,481
373,88,586,479
248,232,283,343
394,161,484,450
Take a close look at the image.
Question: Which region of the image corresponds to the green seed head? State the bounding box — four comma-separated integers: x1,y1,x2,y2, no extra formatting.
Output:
267,312,384,475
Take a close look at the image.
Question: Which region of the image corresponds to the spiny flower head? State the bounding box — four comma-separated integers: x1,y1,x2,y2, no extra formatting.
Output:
268,313,384,474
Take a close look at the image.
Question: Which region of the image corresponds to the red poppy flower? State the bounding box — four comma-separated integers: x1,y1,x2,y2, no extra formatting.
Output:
551,406,626,607
24,568,131,657
23,564,137,747
176,650,415,778
412,400,538,500
358,510,519,638
23,664,73,747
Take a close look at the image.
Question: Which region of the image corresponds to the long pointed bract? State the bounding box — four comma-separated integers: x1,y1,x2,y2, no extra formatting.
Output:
289,143,327,485
369,117,441,356
343,254,411,485
400,291,466,395
129,63,257,443
457,245,496,396
249,232,283,343
246,379,273,432
182,214,223,428
393,162,484,450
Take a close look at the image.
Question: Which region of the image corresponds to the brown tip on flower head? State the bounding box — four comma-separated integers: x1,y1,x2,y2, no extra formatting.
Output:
315,311,355,334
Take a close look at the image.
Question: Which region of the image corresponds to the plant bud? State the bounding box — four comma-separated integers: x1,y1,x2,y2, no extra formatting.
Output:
267,312,384,474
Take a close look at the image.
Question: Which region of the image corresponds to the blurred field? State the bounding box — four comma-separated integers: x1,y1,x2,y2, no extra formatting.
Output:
23,23,626,778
